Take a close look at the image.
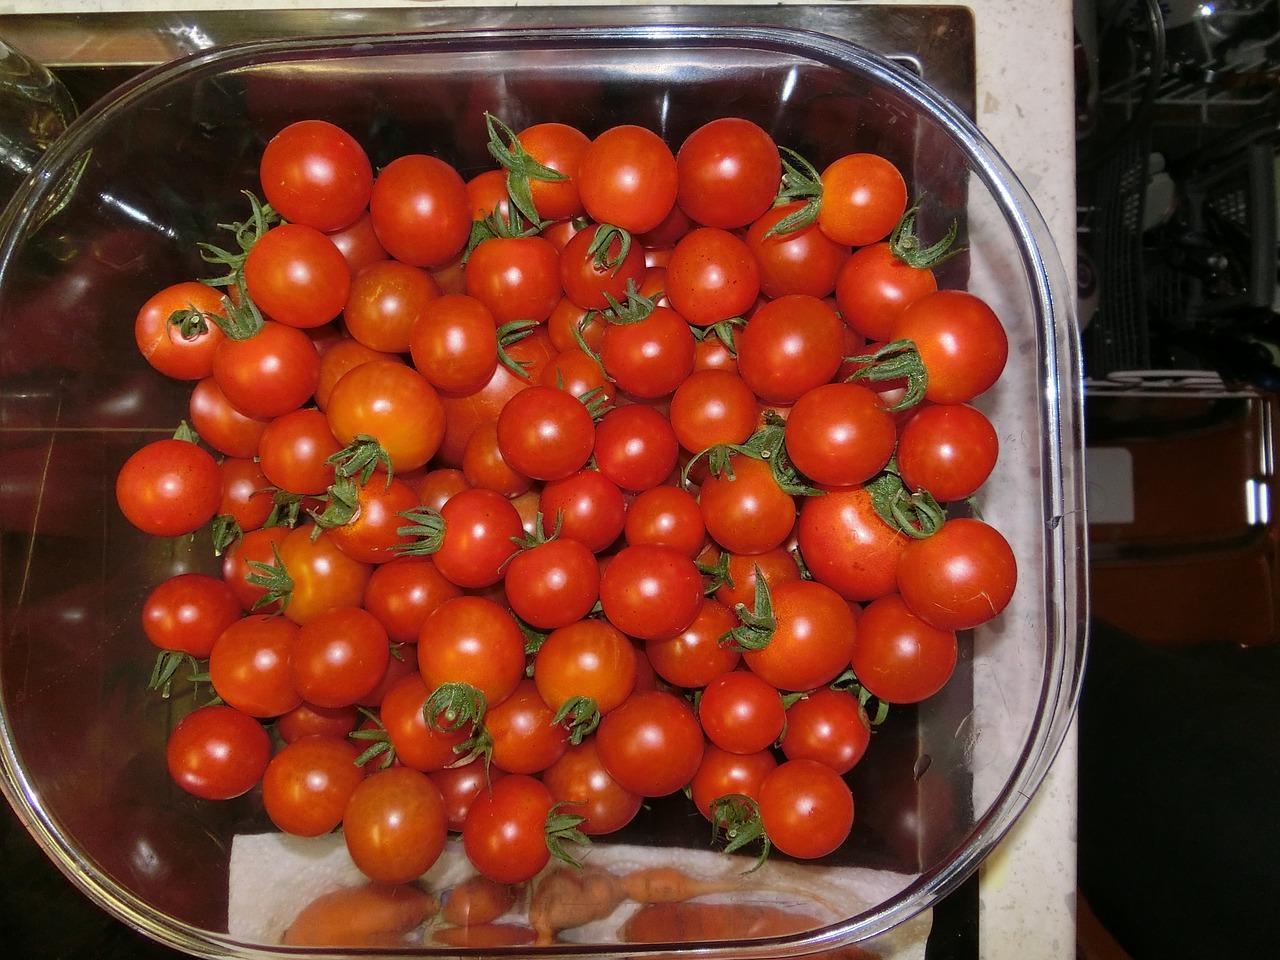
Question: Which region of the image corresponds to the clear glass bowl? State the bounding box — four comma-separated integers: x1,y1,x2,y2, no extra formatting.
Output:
0,24,1085,959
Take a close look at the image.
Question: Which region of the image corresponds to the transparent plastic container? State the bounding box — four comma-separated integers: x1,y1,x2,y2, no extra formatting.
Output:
0,24,1085,959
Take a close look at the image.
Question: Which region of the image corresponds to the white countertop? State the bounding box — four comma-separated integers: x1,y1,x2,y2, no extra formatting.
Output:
0,2,1081,958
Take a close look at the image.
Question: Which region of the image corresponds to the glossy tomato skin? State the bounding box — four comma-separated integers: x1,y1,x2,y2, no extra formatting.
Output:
542,736,643,835
735,294,845,405
668,369,758,454
416,595,526,708
851,593,958,703
260,118,373,232
208,614,303,718
244,223,351,329
462,774,560,884
464,234,563,327
698,455,796,557
675,117,780,229
645,596,741,689
780,687,872,774
276,525,374,625
896,402,999,503
134,281,227,380
598,305,696,400
431,486,524,589
742,578,858,692
558,225,647,311
539,468,627,554
817,153,908,247
380,670,474,772
326,360,446,473
746,201,850,300
835,241,937,341
758,758,855,859
592,404,680,492
430,757,506,832
577,125,678,234
256,407,342,496
142,572,241,658
689,744,777,822
517,121,591,221
783,381,897,487
343,765,448,884
796,484,908,602
595,689,705,798
599,543,704,642
166,704,271,801
262,733,366,837
408,293,498,397
291,605,391,709
697,670,786,755
362,555,462,644
896,517,1017,631
623,484,705,557
116,437,222,537
504,536,600,630
212,320,321,419
325,474,422,563
369,153,471,268
344,259,442,354
892,290,1009,404
711,546,802,612
664,227,760,327
487,677,570,775
495,384,595,482
533,617,638,719
189,377,269,458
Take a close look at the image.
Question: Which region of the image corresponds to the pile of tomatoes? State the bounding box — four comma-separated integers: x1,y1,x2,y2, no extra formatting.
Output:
119,113,1018,889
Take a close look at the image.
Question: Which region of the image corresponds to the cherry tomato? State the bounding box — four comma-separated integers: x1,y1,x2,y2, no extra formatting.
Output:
675,117,780,229
134,281,227,380
431,486,524,589
892,289,1009,404
757,758,854,859
599,543,704,642
244,223,351,330
487,677,570,775
260,118,373,233
380,670,474,772
645,596,741,689
417,595,526,708
711,546,802,612
325,211,389,275
116,437,222,537
664,227,760,326
274,524,374,624
212,320,321,419
463,774,564,884
783,381,897,487
166,704,271,801
623,484,705,557
344,259,442,354
189,376,270,458
208,614,303,718
429,757,506,832
578,125,678,234
851,593,958,703
276,701,359,743
217,456,275,533
495,384,595,482
592,403,680,492
369,153,471,268
668,369,758,454
596,689,705,798
746,201,849,300
515,121,591,221
533,617,638,719
796,484,908,602
558,224,647,311
697,670,785,755
465,234,562,327
835,240,937,341
504,535,600,630
542,736,644,835
291,605,391,709
896,402,999,502
689,744,777,822
343,765,448,884
256,407,342,496
324,474,422,563
539,468,627,554
741,578,857,692
780,687,872,774
598,304,696,399
408,293,499,397
697,455,796,556
142,572,241,658
314,337,400,411
362,555,463,644
817,152,907,247
735,294,845,405
895,516,1017,630
262,734,366,836
326,359,445,473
